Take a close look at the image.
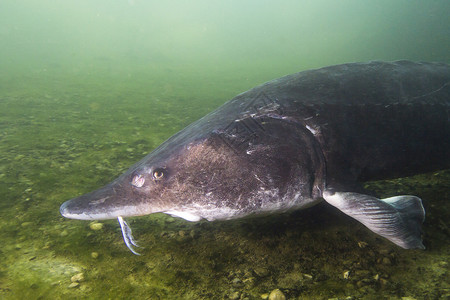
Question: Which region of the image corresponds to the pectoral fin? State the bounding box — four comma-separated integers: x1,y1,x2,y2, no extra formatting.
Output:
323,190,425,249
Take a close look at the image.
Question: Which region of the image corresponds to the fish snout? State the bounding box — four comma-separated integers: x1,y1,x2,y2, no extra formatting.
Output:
59,200,70,217
59,186,117,220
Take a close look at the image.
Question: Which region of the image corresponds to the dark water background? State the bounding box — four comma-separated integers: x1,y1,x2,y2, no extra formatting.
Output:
0,1,449,299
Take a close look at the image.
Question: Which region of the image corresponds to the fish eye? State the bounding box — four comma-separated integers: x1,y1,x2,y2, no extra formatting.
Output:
153,168,166,180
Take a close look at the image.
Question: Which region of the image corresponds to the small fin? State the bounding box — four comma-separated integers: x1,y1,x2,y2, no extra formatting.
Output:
323,190,425,249
118,216,141,255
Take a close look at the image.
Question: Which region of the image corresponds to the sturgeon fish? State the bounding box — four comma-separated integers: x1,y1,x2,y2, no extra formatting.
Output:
60,61,450,254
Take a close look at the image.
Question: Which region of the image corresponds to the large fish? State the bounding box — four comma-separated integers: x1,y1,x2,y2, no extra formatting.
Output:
60,61,450,254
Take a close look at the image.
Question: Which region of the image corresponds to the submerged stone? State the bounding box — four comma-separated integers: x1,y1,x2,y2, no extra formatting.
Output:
268,289,285,300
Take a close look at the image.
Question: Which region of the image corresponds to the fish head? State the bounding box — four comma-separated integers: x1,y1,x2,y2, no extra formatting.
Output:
60,115,325,221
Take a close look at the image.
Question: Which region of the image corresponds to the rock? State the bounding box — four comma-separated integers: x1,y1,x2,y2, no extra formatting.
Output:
253,267,270,277
354,270,370,279
268,289,286,300
89,222,103,231
189,230,198,239
165,217,175,223
277,272,303,287
176,230,189,241
378,249,391,255
231,278,242,287
379,278,389,286
243,277,256,288
14,154,25,160
381,257,392,265
357,241,368,248
146,261,156,270
68,282,79,288
91,252,99,259
229,291,240,300
71,273,85,282
21,222,32,227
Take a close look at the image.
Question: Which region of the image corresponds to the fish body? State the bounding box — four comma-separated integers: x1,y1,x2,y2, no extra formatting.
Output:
60,61,450,253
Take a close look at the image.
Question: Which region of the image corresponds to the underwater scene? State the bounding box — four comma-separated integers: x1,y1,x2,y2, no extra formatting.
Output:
0,1,449,299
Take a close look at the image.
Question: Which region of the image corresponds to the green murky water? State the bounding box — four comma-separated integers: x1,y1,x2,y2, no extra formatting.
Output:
0,1,449,299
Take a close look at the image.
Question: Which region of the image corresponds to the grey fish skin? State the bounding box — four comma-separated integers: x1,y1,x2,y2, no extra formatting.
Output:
60,61,449,253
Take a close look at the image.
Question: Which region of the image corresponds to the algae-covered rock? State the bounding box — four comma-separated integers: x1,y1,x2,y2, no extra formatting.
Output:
71,273,85,283
268,289,285,300
89,222,103,231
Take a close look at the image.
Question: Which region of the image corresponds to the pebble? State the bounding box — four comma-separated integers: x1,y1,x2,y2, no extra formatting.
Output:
268,289,286,300
165,217,175,223
146,261,156,270
354,270,370,278
253,267,270,277
357,241,368,248
379,278,389,286
14,154,25,160
229,291,240,300
71,273,85,283
231,278,242,287
91,252,99,259
381,257,392,265
379,249,391,255
277,272,303,287
68,282,79,288
243,277,256,287
89,222,103,231
189,230,198,239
